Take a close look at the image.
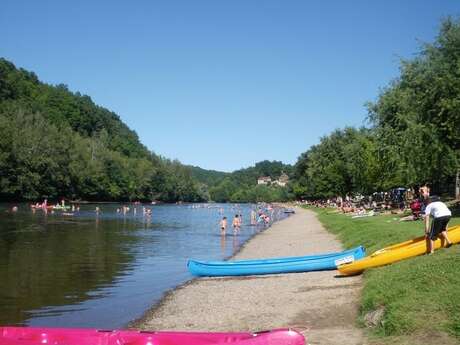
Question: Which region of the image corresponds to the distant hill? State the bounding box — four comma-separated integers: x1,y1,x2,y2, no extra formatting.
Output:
231,160,293,185
187,165,229,186
0,58,149,159
0,58,206,202
206,160,294,202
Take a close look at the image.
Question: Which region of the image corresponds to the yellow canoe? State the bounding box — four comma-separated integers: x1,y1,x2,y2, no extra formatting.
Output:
338,225,460,276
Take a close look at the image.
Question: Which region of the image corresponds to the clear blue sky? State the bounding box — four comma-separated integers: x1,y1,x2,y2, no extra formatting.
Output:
1,1,459,172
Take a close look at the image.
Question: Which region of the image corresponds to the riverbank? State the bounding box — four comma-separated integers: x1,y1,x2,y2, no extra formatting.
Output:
132,208,364,345
313,207,460,345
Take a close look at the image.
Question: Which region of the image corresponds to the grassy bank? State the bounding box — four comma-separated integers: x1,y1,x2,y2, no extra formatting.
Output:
309,207,460,344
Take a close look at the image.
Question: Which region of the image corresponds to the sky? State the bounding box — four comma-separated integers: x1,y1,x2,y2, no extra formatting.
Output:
1,1,459,172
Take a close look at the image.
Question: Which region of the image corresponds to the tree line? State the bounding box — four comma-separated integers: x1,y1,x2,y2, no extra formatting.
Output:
292,18,460,200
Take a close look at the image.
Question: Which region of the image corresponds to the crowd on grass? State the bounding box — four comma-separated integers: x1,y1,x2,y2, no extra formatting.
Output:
299,185,457,254
299,185,446,221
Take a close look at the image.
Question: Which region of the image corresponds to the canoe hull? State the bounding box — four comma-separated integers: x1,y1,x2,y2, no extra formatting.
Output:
338,225,460,276
0,327,305,345
188,246,365,277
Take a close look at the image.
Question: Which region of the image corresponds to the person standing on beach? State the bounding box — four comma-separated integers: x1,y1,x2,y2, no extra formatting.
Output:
424,196,453,254
220,216,227,235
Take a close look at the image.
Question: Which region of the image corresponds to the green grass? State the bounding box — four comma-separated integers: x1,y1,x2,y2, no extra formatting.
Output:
308,207,460,343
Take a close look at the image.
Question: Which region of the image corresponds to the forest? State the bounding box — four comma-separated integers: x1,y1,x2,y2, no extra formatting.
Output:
292,18,460,200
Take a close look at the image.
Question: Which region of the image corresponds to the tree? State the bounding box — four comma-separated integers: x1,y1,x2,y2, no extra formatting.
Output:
293,127,377,199
367,17,460,195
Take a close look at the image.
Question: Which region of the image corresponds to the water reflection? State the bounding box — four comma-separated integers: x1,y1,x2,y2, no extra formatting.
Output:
232,234,240,252
220,235,226,255
0,208,141,326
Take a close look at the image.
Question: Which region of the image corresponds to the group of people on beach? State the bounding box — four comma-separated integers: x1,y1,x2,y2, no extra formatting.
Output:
300,184,454,255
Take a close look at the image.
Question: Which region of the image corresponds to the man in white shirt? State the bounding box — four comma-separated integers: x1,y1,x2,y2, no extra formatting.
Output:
424,195,453,254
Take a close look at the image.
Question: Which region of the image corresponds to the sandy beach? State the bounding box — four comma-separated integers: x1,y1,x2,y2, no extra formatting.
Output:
132,208,364,345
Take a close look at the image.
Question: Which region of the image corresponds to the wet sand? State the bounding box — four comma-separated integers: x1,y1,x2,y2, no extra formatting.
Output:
132,208,365,345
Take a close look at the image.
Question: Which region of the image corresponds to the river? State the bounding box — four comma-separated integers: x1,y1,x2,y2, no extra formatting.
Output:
0,202,288,329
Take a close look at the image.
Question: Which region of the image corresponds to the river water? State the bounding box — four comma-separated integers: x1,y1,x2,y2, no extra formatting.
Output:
0,202,288,329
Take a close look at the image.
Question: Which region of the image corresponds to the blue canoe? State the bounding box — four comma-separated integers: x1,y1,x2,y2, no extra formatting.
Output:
187,246,366,277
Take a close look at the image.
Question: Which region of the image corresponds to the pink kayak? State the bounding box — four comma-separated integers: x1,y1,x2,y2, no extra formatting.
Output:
0,327,305,345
